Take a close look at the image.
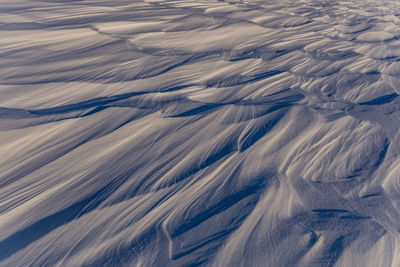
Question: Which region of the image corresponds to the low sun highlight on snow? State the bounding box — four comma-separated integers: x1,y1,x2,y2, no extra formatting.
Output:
1,0,400,266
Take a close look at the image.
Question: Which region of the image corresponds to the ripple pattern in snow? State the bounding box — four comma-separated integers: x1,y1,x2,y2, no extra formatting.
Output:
2,0,400,266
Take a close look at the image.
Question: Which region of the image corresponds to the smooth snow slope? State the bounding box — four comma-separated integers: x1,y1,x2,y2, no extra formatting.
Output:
1,0,400,266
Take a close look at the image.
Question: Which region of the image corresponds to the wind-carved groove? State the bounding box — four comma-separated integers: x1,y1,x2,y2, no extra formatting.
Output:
2,0,400,266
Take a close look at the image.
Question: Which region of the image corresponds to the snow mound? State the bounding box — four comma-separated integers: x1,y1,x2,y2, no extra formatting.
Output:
1,0,400,266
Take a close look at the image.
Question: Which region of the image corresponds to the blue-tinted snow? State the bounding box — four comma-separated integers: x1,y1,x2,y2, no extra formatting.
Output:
1,0,400,266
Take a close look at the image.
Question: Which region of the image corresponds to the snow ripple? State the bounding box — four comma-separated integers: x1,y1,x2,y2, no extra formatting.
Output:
2,0,400,266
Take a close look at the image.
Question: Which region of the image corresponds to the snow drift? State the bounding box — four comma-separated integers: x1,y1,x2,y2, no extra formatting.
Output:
1,0,400,266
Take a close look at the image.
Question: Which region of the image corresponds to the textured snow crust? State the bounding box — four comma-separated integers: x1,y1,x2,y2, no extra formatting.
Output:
2,0,400,266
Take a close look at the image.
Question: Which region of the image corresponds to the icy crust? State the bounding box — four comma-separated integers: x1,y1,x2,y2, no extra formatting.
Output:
2,0,400,266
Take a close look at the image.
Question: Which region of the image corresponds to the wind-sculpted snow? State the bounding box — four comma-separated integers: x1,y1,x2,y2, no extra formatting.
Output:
2,0,400,266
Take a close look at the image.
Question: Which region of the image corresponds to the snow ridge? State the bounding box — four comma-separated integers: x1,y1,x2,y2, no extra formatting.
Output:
1,0,400,266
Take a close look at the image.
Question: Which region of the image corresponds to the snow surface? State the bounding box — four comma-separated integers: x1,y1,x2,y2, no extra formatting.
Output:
1,0,400,266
